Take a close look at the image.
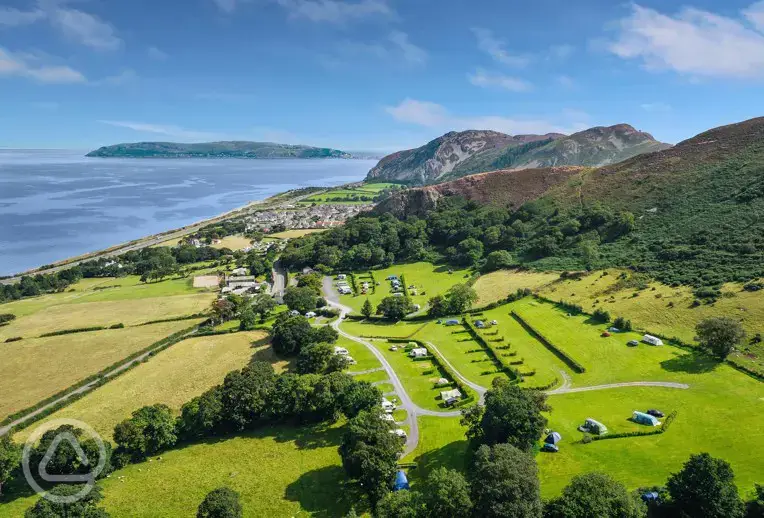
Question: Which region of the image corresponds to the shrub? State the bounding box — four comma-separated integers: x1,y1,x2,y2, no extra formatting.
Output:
4,337,22,343
109,323,125,329
591,308,611,323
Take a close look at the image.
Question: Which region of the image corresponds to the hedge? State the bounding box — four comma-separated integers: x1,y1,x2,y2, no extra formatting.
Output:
400,274,409,298
4,336,22,343
510,311,587,373
463,319,521,381
349,272,359,296
39,326,106,337
140,313,208,326
387,338,476,407
588,411,678,442
368,270,377,294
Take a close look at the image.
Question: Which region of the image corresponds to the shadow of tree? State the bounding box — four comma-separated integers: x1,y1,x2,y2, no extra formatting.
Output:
660,350,720,374
408,440,470,481
284,465,367,517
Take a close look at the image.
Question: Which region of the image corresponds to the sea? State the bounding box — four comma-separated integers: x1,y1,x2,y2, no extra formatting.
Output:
0,149,376,276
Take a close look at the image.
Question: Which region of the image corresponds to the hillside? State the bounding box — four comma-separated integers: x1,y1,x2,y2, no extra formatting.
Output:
376,116,764,286
86,141,352,159
366,124,669,185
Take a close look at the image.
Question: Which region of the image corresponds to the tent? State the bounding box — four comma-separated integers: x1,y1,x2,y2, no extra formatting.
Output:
633,411,661,426
393,470,410,491
641,492,660,503
445,319,460,326
545,432,562,445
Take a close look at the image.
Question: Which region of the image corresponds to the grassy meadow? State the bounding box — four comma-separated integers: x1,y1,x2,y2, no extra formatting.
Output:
269,229,327,239
211,235,254,250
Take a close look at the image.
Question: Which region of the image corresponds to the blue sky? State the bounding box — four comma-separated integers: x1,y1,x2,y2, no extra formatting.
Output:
1,0,764,152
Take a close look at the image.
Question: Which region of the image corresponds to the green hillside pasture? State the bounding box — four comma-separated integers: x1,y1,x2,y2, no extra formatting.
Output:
537,268,764,373
367,338,451,411
470,306,571,389
0,293,213,341
340,319,427,339
418,321,510,388
508,298,679,386
339,262,471,314
13,331,273,441
336,335,381,373
0,425,363,518
404,416,469,482
538,367,764,498
0,321,200,422
473,269,560,306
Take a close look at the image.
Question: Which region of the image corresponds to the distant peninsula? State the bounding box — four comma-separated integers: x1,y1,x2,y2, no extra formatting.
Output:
86,141,353,159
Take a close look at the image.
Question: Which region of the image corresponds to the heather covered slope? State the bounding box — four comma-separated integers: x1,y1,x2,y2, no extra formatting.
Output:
366,124,668,185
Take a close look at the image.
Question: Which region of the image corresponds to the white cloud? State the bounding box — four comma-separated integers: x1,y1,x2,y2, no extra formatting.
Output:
213,0,239,13
275,0,393,23
556,75,575,88
549,44,574,59
0,47,86,84
385,98,586,135
94,69,138,86
389,31,427,65
148,46,168,60
97,120,222,141
0,6,45,26
49,6,121,51
641,102,672,112
609,3,764,79
472,27,530,67
468,68,532,92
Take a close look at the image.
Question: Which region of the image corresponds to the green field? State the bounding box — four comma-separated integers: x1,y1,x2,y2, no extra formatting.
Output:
473,269,560,306
269,229,328,239
0,320,201,421
298,183,400,205
336,262,471,314
13,331,273,440
403,416,469,481
340,319,427,339
335,335,381,373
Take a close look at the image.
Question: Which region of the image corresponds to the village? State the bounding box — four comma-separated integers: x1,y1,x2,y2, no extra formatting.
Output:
244,203,371,233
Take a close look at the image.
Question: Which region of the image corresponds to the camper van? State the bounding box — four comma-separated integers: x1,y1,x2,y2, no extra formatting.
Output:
642,334,664,346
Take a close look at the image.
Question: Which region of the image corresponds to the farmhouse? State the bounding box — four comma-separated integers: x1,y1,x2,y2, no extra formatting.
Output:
643,334,664,346
440,388,462,406
409,347,428,358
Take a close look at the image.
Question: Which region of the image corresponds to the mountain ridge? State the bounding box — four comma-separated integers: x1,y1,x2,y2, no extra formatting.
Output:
366,124,670,185
86,141,352,159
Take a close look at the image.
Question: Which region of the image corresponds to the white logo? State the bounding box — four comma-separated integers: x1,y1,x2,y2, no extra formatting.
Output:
22,419,107,504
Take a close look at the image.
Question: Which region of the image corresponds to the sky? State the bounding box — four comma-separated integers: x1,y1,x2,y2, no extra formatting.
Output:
1,0,764,152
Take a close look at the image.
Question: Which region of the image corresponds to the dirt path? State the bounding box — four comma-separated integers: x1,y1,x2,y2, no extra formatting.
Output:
547,381,690,395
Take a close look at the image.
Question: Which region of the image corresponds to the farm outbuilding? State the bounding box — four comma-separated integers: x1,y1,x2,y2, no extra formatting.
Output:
633,411,661,426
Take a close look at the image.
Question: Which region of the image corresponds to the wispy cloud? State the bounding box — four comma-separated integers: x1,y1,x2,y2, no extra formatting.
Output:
212,0,239,13
0,47,86,84
389,31,427,65
323,31,426,68
549,44,574,59
556,75,575,88
641,102,672,112
275,0,394,23
0,6,45,26
468,68,532,92
608,3,764,79
472,27,530,67
94,69,138,86
385,98,585,136
97,120,222,141
0,2,121,51
148,46,168,60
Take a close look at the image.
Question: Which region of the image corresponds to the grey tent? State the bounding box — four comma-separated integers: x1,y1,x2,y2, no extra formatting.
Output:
545,432,562,445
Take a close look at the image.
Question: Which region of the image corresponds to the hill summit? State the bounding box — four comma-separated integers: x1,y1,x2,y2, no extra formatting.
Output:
365,124,670,185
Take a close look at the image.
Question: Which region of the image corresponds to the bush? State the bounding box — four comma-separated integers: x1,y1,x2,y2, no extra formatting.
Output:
109,323,125,329
613,316,633,331
39,326,106,337
4,337,22,343
0,313,16,325
591,308,611,323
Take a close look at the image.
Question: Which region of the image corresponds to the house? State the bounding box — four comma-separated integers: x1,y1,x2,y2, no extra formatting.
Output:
579,418,608,435
393,470,410,492
334,346,349,356
643,334,664,346
440,388,462,406
445,319,460,326
231,267,249,276
409,347,428,358
633,411,661,426
305,311,317,318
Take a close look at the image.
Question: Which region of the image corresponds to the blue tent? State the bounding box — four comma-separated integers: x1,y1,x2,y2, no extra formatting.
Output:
393,470,410,491
545,432,562,445
641,492,659,502
445,319,460,326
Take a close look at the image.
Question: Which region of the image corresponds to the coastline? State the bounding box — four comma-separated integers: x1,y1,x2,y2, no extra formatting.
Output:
0,188,325,283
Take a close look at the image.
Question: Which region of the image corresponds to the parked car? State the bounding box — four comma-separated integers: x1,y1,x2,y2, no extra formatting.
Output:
647,409,665,418
627,340,639,347
541,443,559,453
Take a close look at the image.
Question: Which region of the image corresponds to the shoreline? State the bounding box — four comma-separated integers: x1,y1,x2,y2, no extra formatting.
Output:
0,188,325,283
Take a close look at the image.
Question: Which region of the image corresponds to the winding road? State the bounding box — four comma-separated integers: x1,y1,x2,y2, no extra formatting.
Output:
322,276,690,455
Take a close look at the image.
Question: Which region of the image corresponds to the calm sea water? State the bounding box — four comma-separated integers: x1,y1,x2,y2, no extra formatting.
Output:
0,150,376,276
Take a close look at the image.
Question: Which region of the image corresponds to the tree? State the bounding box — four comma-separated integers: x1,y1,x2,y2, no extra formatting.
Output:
460,404,485,443
470,443,542,518
613,316,632,332
238,307,257,331
339,381,381,418
471,378,549,451
296,272,323,294
339,411,402,506
296,343,334,374
421,467,473,517
666,453,744,518
484,250,514,272
113,404,177,459
427,294,450,318
578,241,600,269
211,298,237,324
377,296,413,321
177,387,224,439
271,313,314,356
29,425,112,480
0,435,21,496
251,294,277,322
361,298,373,319
446,284,477,314
544,472,645,518
219,362,275,430
197,487,243,518
695,317,746,360
746,484,764,518
283,286,319,314
376,490,422,518
456,238,484,266
26,484,110,518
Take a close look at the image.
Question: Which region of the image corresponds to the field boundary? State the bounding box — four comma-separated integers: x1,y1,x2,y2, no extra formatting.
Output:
462,319,521,381
510,311,587,373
